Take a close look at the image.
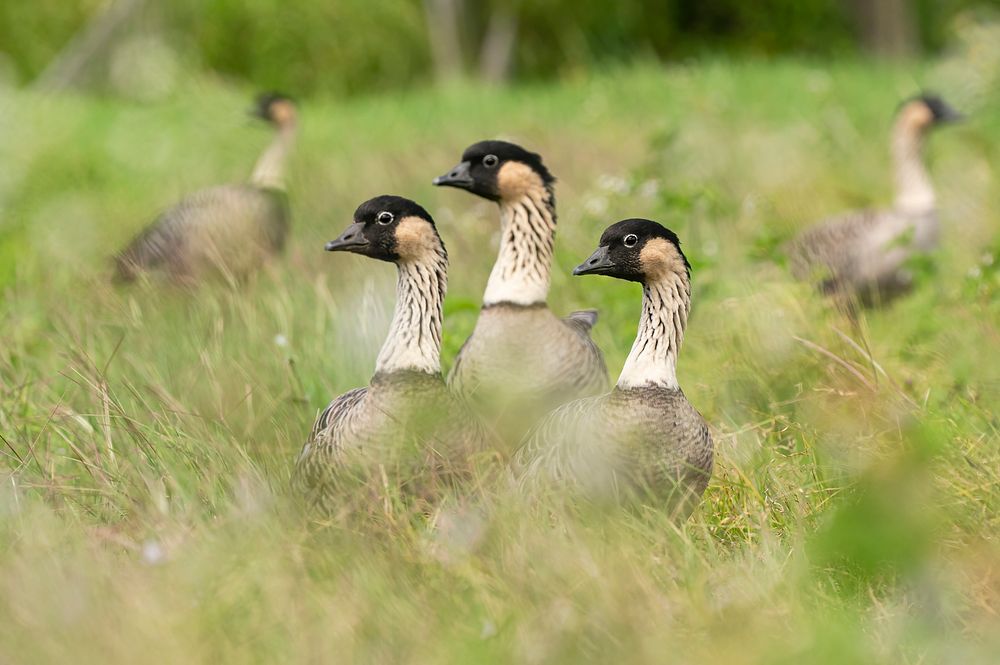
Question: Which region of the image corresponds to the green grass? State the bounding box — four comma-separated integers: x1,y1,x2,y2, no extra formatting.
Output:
2,58,1000,663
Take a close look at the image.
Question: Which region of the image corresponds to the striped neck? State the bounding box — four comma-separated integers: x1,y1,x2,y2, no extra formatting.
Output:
617,272,690,390
250,122,297,191
482,187,556,306
891,120,935,215
375,247,448,376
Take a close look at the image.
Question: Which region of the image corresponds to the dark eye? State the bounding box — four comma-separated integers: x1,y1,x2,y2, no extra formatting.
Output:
483,154,499,168
623,234,639,248
376,211,394,225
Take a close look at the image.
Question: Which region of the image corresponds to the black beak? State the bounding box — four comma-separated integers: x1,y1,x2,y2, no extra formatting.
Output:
433,161,474,189
325,222,369,253
937,104,965,124
573,246,614,276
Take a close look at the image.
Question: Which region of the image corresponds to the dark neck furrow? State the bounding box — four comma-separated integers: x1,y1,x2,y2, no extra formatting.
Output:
483,188,556,306
617,274,690,390
375,248,447,376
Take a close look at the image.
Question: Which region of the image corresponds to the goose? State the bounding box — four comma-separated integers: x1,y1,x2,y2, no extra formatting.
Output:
114,92,297,284
433,140,608,442
514,219,713,516
292,195,490,515
788,94,962,306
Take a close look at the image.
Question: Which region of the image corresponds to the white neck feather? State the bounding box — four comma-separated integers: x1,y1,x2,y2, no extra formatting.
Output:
375,250,447,376
250,123,297,190
891,122,935,215
617,273,690,390
482,189,556,306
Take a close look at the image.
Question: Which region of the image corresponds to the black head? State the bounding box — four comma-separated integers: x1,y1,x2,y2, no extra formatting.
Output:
251,91,296,125
325,195,441,264
899,93,964,126
433,140,555,202
573,219,690,284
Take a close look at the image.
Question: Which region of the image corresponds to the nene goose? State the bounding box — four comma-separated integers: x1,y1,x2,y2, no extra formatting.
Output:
514,219,712,516
293,195,490,515
114,92,296,283
788,94,962,306
433,141,607,442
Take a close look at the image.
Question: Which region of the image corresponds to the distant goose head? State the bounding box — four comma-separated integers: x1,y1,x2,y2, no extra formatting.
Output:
326,195,443,264
897,94,963,134
251,91,297,128
574,219,690,284
433,140,555,202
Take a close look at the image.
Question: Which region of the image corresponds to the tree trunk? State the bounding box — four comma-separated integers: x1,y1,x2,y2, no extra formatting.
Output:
34,0,150,91
478,7,518,84
849,0,918,58
424,0,465,83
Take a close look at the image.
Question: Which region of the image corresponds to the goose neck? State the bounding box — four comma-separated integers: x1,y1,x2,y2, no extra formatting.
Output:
482,188,556,306
891,120,935,214
616,272,690,390
250,122,297,191
374,249,447,376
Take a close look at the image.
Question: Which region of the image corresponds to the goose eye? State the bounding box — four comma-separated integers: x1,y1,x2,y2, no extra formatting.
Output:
483,154,499,168
623,234,639,248
376,211,394,225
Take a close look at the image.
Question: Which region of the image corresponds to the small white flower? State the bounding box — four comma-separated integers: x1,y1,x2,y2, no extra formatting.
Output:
598,174,629,195
480,620,497,639
638,179,660,199
967,266,982,279
142,539,165,565
584,196,608,216
274,334,289,348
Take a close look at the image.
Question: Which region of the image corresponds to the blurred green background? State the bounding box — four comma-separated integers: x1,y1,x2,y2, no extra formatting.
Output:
2,1,1000,664
2,0,1000,96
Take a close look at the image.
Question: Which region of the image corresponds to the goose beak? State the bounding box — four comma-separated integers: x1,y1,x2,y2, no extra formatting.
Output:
938,104,965,124
573,246,614,276
325,222,369,253
433,161,474,189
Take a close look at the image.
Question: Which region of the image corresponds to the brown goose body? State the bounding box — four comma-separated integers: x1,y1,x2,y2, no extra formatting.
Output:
789,207,938,302
294,370,488,515
449,303,606,425
515,387,712,511
115,185,289,283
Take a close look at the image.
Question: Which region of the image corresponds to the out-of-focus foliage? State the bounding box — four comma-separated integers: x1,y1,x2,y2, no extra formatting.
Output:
2,0,1000,95
1,52,999,662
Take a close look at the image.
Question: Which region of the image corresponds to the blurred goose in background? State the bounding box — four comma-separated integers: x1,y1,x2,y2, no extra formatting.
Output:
114,92,296,284
514,220,713,516
293,196,490,515
788,94,963,306
433,141,607,444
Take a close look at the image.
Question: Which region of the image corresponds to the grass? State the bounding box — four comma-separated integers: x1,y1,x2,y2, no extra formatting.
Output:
2,56,1000,663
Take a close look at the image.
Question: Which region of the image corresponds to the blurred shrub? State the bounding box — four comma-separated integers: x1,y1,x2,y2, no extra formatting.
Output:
2,0,999,95
167,0,432,96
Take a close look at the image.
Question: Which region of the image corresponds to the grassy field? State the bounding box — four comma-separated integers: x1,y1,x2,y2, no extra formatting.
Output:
2,58,999,663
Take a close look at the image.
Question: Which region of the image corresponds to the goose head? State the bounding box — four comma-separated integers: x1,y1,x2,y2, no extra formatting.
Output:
896,94,963,134
251,92,297,128
574,219,690,284
433,140,554,202
326,195,442,264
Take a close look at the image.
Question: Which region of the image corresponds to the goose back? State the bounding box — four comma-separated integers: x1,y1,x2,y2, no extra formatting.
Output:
515,386,712,514
294,370,488,511
448,303,608,442
788,207,938,301
115,185,289,283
